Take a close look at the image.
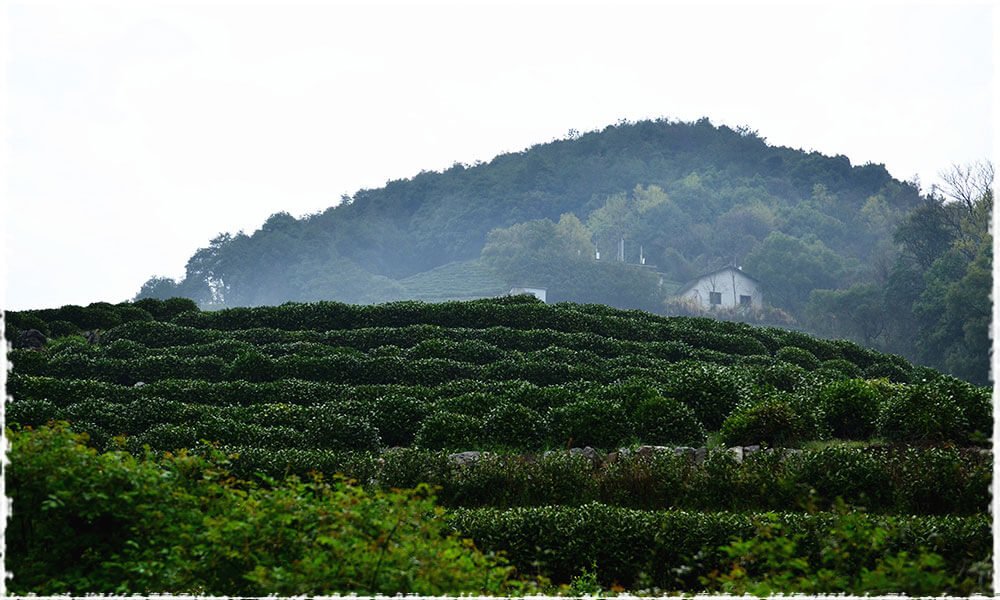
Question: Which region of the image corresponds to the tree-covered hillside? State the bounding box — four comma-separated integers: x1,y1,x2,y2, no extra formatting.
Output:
133,118,990,384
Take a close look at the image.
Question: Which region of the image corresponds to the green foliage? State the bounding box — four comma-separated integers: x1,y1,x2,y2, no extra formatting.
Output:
702,501,990,596
7,423,524,596
631,395,706,446
659,361,739,430
229,350,274,382
482,402,543,449
775,345,820,370
818,379,881,439
546,397,630,450
369,393,429,447
447,501,990,592
719,398,807,447
413,412,483,450
878,381,971,444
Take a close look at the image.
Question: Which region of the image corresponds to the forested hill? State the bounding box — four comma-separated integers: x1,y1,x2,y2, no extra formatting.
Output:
135,117,991,384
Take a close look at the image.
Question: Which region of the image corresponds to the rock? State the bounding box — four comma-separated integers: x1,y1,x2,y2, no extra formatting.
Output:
566,447,602,465
602,451,620,468
83,329,101,345
782,448,803,458
744,444,761,457
448,451,482,466
133,381,146,388
580,446,601,464
694,446,707,465
728,446,744,463
636,445,670,459
674,446,695,462
19,329,46,350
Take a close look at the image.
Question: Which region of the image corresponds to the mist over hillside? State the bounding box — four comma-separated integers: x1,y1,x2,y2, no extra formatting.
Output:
134,117,991,384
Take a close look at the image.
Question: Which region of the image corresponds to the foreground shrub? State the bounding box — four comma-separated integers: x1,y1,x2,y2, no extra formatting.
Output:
7,422,526,596
702,501,991,596
447,502,990,592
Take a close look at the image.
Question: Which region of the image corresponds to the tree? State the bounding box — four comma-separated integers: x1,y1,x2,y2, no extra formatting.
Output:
743,232,854,313
806,283,888,347
134,276,181,301
884,161,993,384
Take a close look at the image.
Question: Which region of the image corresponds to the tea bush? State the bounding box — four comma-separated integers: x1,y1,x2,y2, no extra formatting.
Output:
659,361,739,430
546,397,630,450
369,393,429,447
796,447,891,510
878,382,970,443
631,395,706,446
482,402,543,450
819,358,863,379
775,346,821,370
413,411,483,450
818,378,881,439
718,397,807,447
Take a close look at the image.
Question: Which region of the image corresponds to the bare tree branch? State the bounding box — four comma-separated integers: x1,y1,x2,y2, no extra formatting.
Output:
936,160,994,212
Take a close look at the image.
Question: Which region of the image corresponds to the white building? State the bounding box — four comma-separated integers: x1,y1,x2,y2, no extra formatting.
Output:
508,286,547,303
675,266,762,310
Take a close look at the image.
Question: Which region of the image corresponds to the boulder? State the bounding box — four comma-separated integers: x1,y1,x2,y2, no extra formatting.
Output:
19,329,46,350
636,445,670,459
727,446,744,463
694,446,707,465
744,444,761,457
449,451,483,466
674,446,695,462
568,446,602,465
83,329,101,345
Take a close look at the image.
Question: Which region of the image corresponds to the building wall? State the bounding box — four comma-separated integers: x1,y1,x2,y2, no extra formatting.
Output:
682,268,761,309
509,287,547,303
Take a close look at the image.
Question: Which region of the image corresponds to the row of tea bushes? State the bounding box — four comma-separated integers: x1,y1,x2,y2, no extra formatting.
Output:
95,316,916,381
208,445,989,516
9,364,991,448
444,502,991,590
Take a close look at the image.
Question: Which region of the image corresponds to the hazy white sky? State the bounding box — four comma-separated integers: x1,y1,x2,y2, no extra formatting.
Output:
3,1,994,310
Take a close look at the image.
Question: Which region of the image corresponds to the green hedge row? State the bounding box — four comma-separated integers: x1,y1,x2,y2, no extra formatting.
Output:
9,298,927,386
444,503,991,589
10,364,990,448
210,445,990,517
4,298,199,340
10,345,748,388
8,389,706,452
102,298,888,363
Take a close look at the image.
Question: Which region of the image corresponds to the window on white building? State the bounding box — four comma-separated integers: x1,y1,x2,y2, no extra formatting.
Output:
739,295,751,305
709,291,722,305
